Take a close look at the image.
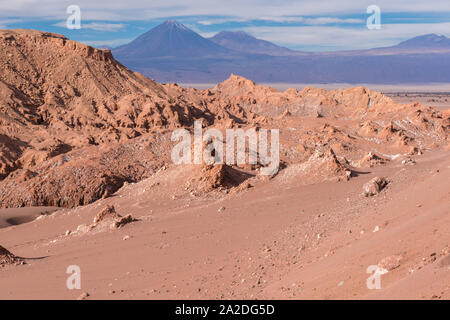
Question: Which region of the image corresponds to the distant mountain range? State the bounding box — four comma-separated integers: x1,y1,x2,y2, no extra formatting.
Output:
396,33,450,49
208,30,301,56
112,20,450,84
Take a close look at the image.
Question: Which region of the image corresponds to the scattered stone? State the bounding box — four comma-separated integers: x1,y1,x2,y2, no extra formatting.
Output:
93,205,117,224
102,189,110,199
356,152,389,168
218,206,226,213
74,205,137,234
76,292,90,300
113,214,135,229
186,164,250,194
324,250,334,257
0,245,23,266
402,158,416,165
362,177,389,197
373,226,380,233
378,255,403,271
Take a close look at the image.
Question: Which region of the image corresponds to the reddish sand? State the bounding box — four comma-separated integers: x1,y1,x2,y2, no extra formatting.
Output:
0,207,58,229
0,149,449,299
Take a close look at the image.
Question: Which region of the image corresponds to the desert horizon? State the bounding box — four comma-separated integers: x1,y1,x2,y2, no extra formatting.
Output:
180,83,450,112
180,82,450,92
0,1,449,314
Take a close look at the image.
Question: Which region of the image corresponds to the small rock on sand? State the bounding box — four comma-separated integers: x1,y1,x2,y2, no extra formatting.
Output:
0,245,23,266
362,177,389,197
76,292,90,300
378,255,403,271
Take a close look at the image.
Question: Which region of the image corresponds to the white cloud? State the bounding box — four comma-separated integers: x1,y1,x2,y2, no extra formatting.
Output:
82,38,135,48
81,22,126,31
241,22,450,51
303,17,364,25
198,16,364,25
198,17,248,25
2,0,450,52
1,0,450,21
0,18,22,28
52,21,126,31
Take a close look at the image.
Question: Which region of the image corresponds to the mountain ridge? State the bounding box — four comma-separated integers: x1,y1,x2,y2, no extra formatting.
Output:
396,33,450,48
208,30,302,56
111,21,450,83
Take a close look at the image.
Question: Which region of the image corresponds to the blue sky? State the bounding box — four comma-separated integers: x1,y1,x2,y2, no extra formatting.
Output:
1,0,450,51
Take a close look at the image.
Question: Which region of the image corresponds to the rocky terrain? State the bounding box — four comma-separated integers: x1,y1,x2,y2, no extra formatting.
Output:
0,29,449,300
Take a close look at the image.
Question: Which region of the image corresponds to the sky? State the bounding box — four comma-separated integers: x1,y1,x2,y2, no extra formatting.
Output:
1,0,450,51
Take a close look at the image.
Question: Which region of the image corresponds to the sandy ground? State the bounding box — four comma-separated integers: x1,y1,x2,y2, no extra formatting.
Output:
0,207,59,229
385,92,450,111
0,148,448,300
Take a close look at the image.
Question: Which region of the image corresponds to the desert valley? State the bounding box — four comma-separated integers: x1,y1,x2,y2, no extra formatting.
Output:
0,28,449,300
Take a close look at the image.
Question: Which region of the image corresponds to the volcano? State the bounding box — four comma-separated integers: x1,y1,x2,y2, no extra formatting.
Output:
113,20,230,59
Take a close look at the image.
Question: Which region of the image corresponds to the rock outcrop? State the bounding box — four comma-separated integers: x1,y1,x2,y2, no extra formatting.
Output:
0,30,448,208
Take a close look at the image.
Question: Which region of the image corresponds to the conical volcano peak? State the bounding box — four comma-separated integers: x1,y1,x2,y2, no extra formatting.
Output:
113,20,229,58
161,20,190,31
